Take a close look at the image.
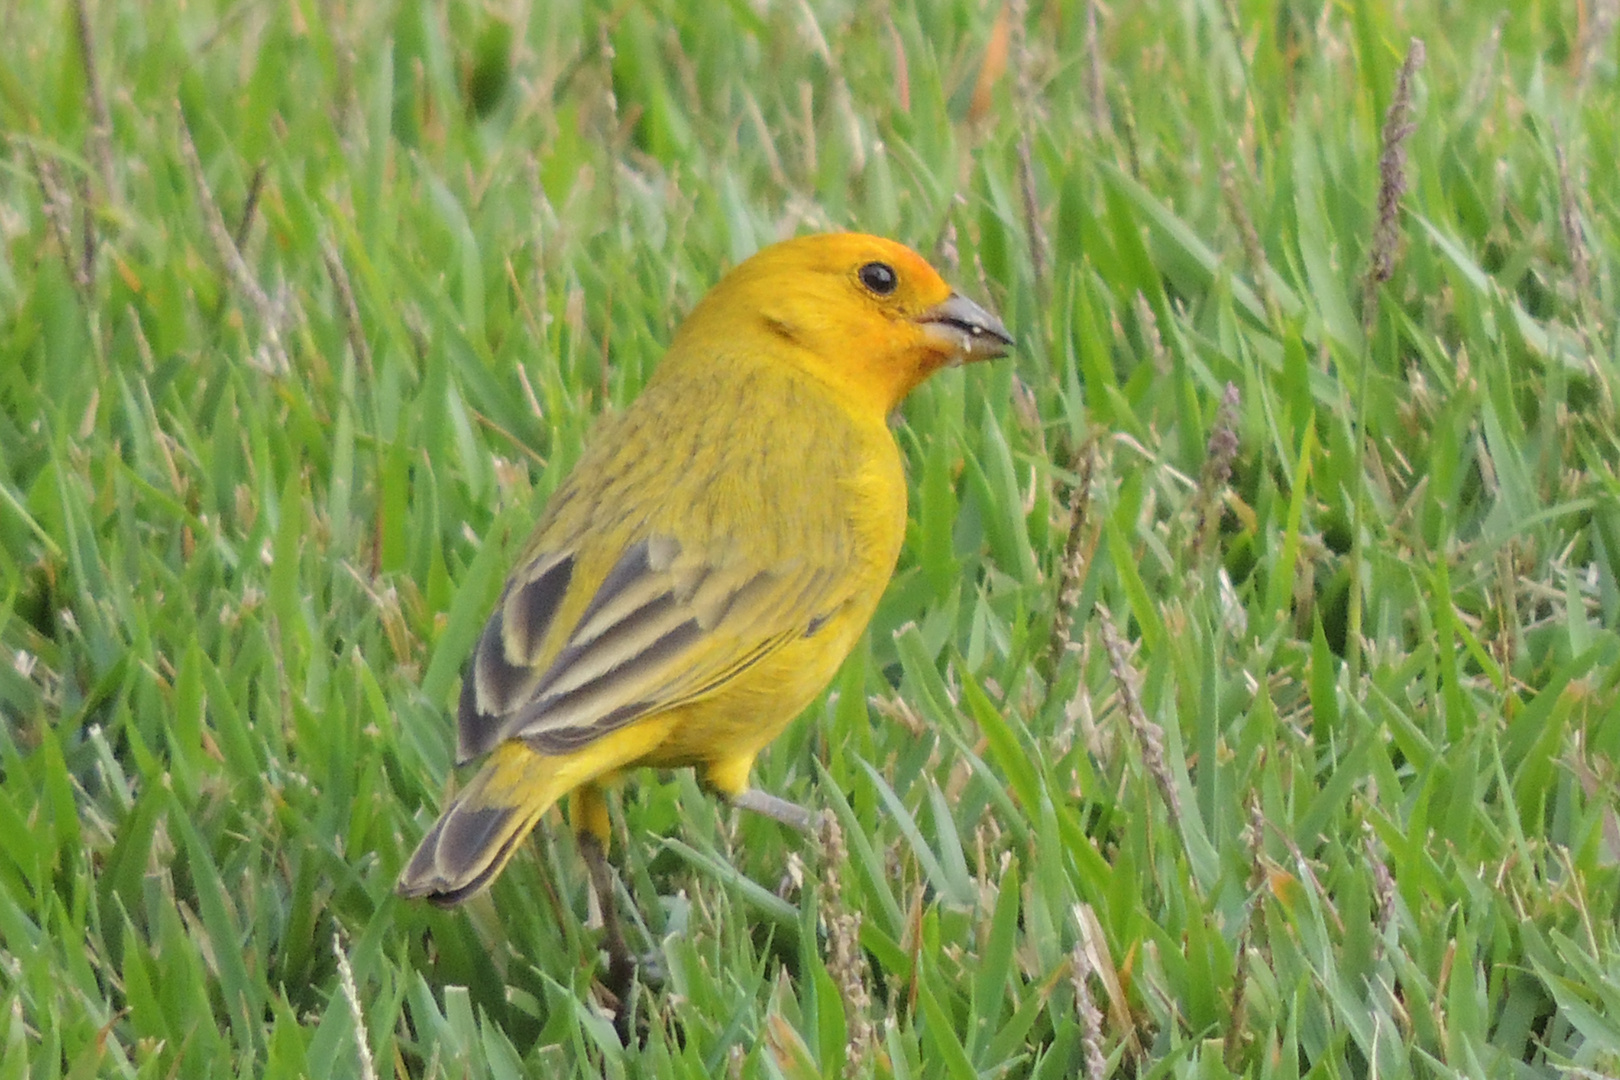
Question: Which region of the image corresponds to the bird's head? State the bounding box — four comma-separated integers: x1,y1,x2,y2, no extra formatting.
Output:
669,233,1013,417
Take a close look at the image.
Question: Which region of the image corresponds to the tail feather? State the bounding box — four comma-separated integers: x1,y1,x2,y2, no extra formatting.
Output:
397,743,563,905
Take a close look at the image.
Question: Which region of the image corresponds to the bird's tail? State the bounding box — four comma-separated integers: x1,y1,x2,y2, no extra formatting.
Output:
396,741,565,906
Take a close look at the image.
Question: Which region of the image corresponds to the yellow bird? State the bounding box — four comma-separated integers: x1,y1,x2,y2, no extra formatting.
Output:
397,232,1011,980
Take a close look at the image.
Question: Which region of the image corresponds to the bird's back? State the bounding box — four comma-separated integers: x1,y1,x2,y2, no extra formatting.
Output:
499,341,907,769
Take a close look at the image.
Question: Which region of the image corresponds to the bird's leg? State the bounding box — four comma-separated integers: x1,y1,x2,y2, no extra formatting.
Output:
731,787,814,833
578,831,636,995
707,754,815,832
571,787,635,1002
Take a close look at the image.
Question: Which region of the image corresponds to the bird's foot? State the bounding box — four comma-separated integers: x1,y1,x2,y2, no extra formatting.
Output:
593,943,667,1047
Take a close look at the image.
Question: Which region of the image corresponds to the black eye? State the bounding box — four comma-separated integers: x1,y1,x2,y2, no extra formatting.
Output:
858,261,898,296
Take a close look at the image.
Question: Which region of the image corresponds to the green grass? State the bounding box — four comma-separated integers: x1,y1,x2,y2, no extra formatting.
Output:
3,0,1620,1076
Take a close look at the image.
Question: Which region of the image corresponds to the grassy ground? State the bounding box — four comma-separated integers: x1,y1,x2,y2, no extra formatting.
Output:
3,0,1620,1076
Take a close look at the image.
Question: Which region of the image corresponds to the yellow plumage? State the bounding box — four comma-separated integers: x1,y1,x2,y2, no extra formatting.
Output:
397,232,1010,912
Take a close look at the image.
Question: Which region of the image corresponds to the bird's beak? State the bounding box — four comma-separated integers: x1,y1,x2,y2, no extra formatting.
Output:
914,292,1014,362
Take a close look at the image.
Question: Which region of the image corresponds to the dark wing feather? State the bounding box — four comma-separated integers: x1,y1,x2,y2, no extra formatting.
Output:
457,553,574,762
457,535,843,760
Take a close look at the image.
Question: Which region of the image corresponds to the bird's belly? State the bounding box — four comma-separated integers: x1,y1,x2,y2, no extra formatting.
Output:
634,613,864,772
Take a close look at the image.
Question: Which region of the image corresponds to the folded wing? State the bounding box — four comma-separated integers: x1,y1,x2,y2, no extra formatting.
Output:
456,534,843,763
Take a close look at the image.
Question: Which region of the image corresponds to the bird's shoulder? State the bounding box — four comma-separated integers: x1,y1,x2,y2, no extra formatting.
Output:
536,347,898,557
